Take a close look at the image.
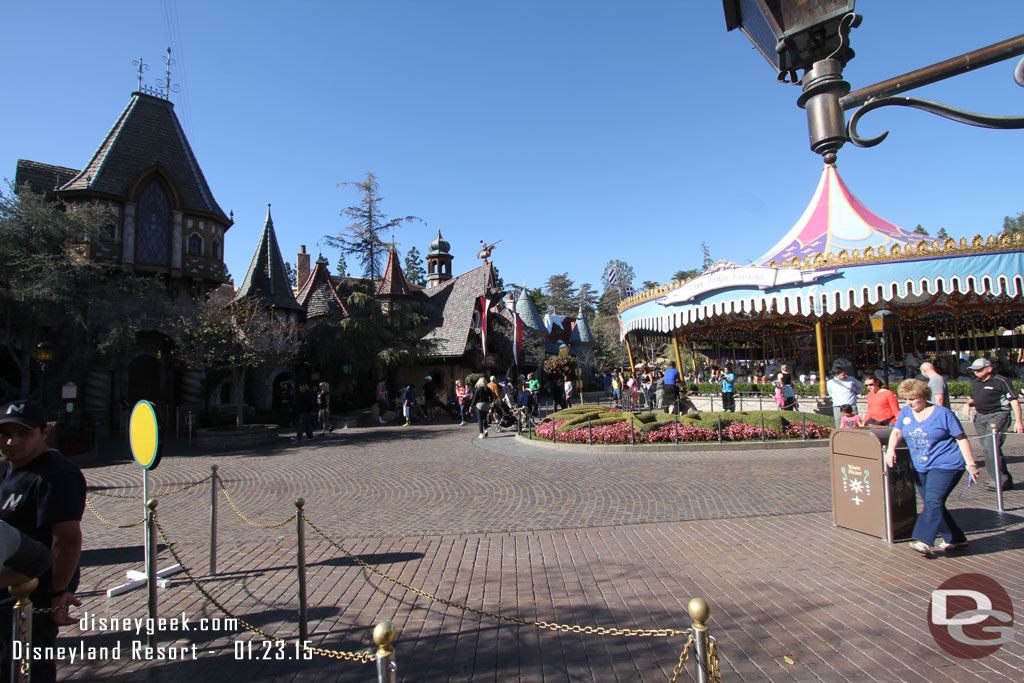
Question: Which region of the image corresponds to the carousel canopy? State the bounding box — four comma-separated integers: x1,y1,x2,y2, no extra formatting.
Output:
757,165,922,266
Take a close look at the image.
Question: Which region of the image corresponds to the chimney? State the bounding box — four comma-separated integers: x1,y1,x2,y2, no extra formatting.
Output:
297,245,310,287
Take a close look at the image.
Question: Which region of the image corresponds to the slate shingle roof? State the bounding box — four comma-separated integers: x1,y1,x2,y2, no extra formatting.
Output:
235,206,304,311
514,290,546,332
297,257,349,319
570,306,594,344
420,263,492,358
14,160,81,198
59,92,229,223
375,248,414,297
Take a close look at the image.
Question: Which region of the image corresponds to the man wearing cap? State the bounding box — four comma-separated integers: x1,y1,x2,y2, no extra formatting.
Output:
0,400,86,682
965,357,1020,491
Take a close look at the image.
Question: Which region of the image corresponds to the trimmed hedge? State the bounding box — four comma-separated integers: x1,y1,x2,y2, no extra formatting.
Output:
543,406,834,439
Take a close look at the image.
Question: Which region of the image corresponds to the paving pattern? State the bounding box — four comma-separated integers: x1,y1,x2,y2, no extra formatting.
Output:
41,421,1024,681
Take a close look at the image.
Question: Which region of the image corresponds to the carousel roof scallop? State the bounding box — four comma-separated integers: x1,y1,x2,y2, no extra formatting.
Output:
755,164,922,266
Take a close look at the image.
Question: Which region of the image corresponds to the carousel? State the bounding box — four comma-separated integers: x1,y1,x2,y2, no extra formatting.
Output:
617,164,1024,392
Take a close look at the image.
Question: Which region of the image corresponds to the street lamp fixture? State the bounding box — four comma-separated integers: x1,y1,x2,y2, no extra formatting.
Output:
869,310,895,388
723,1,1024,164
35,341,55,405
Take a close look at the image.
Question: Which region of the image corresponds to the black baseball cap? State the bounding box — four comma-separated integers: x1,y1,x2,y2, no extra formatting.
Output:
0,400,47,429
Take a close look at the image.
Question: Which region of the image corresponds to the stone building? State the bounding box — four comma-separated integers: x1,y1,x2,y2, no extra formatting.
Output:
13,89,232,433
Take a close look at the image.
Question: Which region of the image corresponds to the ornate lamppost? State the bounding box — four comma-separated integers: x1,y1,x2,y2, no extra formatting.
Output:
35,341,55,406
869,310,895,389
722,1,1024,165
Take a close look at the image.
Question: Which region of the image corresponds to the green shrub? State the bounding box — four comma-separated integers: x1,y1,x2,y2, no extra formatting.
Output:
465,373,486,389
556,412,644,434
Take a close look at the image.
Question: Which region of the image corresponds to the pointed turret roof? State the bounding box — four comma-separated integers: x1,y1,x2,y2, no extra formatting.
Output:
297,255,349,319
514,289,546,332
756,164,922,266
235,205,303,311
58,92,229,222
570,305,594,344
375,247,414,297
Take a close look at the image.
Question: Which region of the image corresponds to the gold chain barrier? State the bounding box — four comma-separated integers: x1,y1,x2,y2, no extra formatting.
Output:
218,479,297,529
88,475,211,499
303,516,720,681
151,512,375,663
85,498,146,528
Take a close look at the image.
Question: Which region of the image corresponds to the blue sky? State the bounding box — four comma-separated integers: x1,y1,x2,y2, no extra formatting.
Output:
3,1,1023,295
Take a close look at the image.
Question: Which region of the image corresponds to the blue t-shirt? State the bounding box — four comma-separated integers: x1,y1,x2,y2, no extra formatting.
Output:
721,373,735,393
663,368,680,386
896,404,965,471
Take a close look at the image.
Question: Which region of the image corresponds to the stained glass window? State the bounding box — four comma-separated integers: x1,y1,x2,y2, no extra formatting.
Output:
136,179,170,265
187,232,203,255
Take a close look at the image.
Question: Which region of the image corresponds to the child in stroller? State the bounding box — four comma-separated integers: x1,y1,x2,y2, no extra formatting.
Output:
490,394,519,432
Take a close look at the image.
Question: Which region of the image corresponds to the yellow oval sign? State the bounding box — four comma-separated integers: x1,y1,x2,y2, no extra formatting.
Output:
129,401,161,470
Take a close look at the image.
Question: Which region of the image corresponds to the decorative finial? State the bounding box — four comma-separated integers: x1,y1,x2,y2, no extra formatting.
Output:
132,57,150,91
156,47,180,99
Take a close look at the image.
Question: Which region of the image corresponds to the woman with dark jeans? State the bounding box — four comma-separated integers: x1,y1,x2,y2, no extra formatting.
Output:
885,379,980,556
470,378,492,439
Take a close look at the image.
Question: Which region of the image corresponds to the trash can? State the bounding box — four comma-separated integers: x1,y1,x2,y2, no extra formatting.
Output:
829,427,916,542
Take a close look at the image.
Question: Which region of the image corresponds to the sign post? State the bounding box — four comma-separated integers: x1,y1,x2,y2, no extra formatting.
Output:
106,401,181,597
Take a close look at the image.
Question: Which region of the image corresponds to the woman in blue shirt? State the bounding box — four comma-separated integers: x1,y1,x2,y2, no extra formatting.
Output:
885,379,980,556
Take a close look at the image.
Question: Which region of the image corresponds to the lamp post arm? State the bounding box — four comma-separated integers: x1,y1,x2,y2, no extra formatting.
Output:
847,95,1024,148
840,34,1024,110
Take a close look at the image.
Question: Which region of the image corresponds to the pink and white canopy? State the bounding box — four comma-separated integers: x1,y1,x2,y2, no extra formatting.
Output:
755,164,922,266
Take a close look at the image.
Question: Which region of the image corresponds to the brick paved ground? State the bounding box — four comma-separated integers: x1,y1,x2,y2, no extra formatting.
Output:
45,420,1024,681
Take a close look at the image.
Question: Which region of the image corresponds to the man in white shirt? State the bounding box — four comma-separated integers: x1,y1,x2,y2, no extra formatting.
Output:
827,368,864,428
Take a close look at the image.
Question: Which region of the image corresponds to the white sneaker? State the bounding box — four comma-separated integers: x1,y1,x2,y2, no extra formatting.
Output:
483,430,488,438
378,417,386,424
460,421,466,426
477,434,484,439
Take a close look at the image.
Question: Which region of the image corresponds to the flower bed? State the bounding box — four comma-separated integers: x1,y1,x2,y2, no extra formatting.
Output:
532,407,834,445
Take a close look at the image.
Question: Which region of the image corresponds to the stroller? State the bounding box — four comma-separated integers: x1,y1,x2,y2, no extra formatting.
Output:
491,395,519,432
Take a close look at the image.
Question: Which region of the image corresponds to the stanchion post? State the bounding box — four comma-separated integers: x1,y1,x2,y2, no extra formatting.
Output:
146,499,158,649
630,421,635,445
802,412,806,441
10,578,37,683
209,465,219,576
991,423,1005,512
296,498,308,642
717,416,723,444
761,414,766,442
674,413,679,445
374,621,397,683
688,598,711,683
588,416,593,445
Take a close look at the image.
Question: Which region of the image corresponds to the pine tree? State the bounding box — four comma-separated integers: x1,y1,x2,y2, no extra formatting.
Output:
336,252,348,277
544,273,577,314
404,246,425,287
937,227,949,239
327,172,421,280
913,224,929,236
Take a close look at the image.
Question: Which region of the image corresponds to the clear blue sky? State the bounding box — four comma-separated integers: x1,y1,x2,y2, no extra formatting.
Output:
3,2,1023,294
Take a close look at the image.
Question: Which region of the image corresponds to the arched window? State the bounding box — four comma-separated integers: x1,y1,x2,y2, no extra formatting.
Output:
100,220,117,242
136,179,171,265
212,239,221,260
187,232,203,256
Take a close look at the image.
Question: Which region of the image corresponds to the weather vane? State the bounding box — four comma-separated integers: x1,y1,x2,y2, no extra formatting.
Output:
476,239,502,264
132,57,150,91
155,47,181,99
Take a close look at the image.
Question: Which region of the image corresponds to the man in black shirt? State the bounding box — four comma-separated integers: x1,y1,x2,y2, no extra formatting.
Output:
965,358,1020,491
0,399,86,682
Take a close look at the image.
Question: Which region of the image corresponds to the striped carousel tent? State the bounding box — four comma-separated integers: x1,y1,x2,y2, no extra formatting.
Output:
617,164,1024,387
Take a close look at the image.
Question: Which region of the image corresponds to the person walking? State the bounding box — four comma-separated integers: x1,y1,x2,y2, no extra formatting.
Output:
316,382,333,435
862,376,900,426
293,383,315,440
662,361,680,413
376,378,389,424
826,367,863,428
779,363,797,410
401,384,415,427
455,379,470,425
471,378,493,439
920,362,948,408
885,379,979,556
964,357,1020,491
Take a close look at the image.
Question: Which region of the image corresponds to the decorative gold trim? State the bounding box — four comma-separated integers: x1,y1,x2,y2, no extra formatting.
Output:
618,232,1024,313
